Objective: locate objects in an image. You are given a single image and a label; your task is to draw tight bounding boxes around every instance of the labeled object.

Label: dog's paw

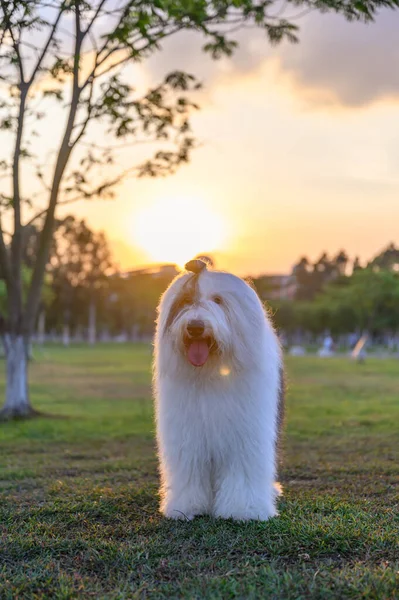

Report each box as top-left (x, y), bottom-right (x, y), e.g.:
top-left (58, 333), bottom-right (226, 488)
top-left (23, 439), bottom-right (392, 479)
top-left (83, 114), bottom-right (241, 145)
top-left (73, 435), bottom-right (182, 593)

top-left (161, 506), bottom-right (195, 521)
top-left (161, 490), bottom-right (211, 520)
top-left (214, 504), bottom-right (277, 522)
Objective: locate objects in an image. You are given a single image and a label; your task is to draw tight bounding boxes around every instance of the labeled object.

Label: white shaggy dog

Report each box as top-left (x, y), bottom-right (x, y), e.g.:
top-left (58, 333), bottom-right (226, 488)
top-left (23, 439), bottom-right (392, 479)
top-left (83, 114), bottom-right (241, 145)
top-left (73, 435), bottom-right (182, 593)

top-left (153, 259), bottom-right (284, 521)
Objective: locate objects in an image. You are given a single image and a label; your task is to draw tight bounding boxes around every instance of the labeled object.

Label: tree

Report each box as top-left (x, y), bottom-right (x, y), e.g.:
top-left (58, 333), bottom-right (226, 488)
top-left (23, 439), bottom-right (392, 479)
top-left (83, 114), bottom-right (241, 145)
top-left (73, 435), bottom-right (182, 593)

top-left (1, 0), bottom-right (398, 419)
top-left (368, 243), bottom-right (399, 272)
top-left (104, 265), bottom-right (179, 339)
top-left (0, 264), bottom-right (53, 355)
top-left (353, 256), bottom-right (362, 272)
top-left (333, 250), bottom-right (349, 277)
top-left (47, 216), bottom-right (113, 343)
top-left (315, 268), bottom-right (399, 336)
top-left (293, 256), bottom-right (313, 300)
top-left (292, 251), bottom-right (351, 301)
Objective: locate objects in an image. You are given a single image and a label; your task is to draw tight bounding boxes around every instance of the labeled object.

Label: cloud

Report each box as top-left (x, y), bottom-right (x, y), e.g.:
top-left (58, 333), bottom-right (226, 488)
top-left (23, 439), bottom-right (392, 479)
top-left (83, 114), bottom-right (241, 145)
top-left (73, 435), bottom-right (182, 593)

top-left (145, 8), bottom-right (399, 109)
top-left (278, 10), bottom-right (399, 107)
top-left (145, 28), bottom-right (273, 86)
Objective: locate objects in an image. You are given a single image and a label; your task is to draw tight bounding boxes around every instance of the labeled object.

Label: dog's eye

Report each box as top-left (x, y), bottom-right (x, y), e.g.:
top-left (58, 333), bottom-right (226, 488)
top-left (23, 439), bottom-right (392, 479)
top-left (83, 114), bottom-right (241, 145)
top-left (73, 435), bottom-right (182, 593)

top-left (212, 295), bottom-right (222, 305)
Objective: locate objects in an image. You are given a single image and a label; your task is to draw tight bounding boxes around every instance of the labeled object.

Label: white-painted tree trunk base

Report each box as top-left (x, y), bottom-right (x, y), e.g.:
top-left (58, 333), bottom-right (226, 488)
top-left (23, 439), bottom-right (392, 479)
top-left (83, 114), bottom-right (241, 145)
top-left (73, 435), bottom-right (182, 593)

top-left (62, 324), bottom-right (70, 347)
top-left (0, 335), bottom-right (34, 420)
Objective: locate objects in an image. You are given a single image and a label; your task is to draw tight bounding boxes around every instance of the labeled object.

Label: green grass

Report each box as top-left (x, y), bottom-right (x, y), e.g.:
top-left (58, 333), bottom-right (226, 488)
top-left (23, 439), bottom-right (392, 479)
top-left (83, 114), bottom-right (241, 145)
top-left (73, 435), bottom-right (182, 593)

top-left (1, 345), bottom-right (398, 599)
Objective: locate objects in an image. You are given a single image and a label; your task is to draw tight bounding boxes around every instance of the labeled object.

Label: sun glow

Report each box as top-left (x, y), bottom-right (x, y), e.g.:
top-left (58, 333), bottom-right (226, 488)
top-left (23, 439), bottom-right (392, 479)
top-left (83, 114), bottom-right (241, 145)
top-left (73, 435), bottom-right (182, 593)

top-left (131, 194), bottom-right (228, 267)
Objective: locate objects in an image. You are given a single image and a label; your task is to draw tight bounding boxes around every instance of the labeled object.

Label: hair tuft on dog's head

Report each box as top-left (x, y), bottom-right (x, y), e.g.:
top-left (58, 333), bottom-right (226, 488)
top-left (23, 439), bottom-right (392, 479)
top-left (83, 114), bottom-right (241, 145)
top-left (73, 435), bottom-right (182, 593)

top-left (185, 259), bottom-right (207, 275)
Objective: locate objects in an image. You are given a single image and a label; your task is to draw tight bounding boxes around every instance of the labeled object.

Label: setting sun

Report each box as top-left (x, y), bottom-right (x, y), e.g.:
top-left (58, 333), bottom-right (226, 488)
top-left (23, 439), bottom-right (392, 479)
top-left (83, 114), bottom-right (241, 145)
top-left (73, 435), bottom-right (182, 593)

top-left (131, 194), bottom-right (228, 267)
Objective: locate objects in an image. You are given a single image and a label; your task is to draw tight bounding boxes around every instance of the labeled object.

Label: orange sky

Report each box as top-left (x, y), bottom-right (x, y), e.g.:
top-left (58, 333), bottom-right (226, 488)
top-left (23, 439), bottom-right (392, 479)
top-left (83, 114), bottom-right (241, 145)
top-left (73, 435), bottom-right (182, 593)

top-left (4, 9), bottom-right (399, 277)
top-left (70, 53), bottom-right (399, 276)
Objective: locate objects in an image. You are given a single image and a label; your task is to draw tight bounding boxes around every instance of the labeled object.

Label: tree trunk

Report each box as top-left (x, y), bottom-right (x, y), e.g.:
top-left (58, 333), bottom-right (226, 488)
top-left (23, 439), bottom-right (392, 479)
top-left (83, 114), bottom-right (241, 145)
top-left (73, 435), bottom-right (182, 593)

top-left (0, 335), bottom-right (35, 420)
top-left (26, 340), bottom-right (33, 362)
top-left (37, 310), bottom-right (46, 345)
top-left (88, 301), bottom-right (96, 345)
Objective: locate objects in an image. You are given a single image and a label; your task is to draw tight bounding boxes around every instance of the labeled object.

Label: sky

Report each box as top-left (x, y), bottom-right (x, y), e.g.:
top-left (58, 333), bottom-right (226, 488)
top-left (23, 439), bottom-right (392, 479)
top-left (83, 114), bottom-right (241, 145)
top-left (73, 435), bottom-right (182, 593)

top-left (5, 4), bottom-right (399, 277)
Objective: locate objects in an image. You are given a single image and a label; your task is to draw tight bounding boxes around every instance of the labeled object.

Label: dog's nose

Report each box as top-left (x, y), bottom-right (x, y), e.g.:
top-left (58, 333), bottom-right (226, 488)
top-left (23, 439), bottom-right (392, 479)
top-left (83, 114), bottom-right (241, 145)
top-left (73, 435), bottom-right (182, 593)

top-left (187, 319), bottom-right (205, 338)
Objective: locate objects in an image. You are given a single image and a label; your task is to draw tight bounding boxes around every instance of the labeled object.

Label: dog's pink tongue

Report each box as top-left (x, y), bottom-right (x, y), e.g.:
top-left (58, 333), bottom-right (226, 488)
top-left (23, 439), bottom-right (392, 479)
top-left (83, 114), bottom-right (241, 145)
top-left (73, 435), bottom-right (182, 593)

top-left (187, 340), bottom-right (209, 367)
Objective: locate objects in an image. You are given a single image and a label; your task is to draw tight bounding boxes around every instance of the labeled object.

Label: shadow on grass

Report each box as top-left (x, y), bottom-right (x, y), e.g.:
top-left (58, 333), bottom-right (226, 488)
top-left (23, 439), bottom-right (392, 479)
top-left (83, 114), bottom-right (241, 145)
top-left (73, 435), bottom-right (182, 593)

top-left (0, 408), bottom-right (70, 423)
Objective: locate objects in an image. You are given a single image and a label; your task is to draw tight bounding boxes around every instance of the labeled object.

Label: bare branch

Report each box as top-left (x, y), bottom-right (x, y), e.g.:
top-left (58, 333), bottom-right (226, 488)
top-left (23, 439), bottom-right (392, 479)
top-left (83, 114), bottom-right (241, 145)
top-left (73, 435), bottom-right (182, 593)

top-left (84, 0), bottom-right (109, 36)
top-left (63, 164), bottom-right (141, 203)
top-left (24, 212), bottom-right (46, 228)
top-left (25, 197), bottom-right (85, 227)
top-left (29, 2), bottom-right (66, 85)
top-left (58, 25), bottom-right (77, 40)
top-left (79, 138), bottom-right (158, 151)
top-left (0, 0), bottom-right (25, 83)
top-left (27, 162), bottom-right (142, 229)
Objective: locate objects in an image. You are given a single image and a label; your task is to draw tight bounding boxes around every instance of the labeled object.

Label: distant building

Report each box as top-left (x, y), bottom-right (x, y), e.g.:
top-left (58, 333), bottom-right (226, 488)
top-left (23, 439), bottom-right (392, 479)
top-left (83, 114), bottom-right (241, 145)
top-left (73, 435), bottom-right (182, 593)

top-left (120, 263), bottom-right (180, 280)
top-left (106, 264), bottom-right (181, 338)
top-left (255, 274), bottom-right (297, 301)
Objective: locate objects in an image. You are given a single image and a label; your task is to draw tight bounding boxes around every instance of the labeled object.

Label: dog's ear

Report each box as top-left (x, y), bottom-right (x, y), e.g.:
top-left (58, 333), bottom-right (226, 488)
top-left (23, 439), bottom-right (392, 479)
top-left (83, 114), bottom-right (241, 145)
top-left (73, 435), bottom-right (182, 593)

top-left (185, 259), bottom-right (207, 274)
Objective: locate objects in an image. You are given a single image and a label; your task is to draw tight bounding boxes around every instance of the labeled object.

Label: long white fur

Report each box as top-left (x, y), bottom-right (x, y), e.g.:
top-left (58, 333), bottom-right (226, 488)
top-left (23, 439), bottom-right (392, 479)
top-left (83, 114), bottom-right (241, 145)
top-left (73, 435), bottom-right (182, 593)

top-left (153, 267), bottom-right (283, 521)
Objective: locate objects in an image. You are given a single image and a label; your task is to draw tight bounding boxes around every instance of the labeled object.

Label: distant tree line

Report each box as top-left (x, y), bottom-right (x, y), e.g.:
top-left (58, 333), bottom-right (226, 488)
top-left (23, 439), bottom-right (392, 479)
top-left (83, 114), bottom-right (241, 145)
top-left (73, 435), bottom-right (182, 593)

top-left (254, 247), bottom-right (399, 343)
top-left (4, 217), bottom-right (398, 344)
top-left (1, 215), bottom-right (178, 342)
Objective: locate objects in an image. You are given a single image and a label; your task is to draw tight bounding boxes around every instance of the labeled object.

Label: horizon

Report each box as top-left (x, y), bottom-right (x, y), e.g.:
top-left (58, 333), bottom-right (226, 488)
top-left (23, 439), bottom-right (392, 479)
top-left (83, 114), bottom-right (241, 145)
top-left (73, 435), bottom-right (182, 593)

top-left (109, 242), bottom-right (393, 279)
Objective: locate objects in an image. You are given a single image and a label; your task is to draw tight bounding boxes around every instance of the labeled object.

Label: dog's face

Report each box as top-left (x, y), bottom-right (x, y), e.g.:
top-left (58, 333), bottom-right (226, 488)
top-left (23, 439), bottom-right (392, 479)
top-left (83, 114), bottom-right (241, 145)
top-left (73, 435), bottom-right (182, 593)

top-left (156, 267), bottom-right (268, 373)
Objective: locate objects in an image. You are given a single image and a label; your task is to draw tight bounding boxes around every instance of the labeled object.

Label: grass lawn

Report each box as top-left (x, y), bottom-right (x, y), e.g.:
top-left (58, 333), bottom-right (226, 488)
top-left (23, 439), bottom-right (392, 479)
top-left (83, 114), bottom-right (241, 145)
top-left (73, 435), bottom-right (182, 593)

top-left (1, 345), bottom-right (398, 599)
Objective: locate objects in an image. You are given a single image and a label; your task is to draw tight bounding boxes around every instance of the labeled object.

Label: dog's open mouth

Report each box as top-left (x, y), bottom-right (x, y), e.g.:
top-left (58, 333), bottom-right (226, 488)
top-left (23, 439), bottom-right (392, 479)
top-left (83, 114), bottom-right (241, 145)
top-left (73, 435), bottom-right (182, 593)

top-left (184, 336), bottom-right (216, 367)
